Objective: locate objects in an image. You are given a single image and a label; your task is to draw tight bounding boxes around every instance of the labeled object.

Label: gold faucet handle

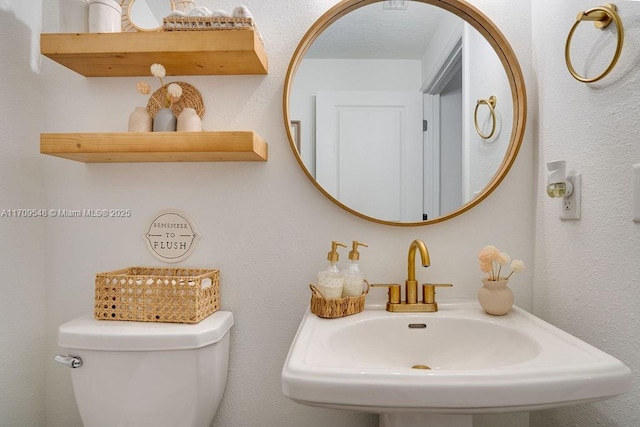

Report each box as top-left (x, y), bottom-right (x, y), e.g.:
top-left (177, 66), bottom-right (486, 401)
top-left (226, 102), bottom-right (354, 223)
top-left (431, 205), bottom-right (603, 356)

top-left (422, 283), bottom-right (453, 304)
top-left (370, 283), bottom-right (402, 304)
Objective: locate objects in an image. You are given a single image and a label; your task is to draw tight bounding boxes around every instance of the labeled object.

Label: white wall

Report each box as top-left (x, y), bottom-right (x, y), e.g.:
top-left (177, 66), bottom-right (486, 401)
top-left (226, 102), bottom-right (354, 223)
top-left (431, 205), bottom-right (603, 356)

top-left (531, 1), bottom-right (640, 425)
top-left (0, 0), bottom-right (535, 426)
top-left (0, 1), bottom-right (46, 425)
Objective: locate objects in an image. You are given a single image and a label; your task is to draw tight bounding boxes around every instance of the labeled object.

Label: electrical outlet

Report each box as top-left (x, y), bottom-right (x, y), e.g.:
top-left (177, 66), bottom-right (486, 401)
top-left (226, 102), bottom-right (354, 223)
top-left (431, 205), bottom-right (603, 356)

top-left (560, 173), bottom-right (581, 220)
top-left (563, 197), bottom-right (573, 211)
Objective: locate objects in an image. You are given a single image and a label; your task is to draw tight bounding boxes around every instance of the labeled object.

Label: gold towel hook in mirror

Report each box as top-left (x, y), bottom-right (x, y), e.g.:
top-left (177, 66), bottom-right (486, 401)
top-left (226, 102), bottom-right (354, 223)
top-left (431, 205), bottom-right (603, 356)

top-left (565, 3), bottom-right (624, 83)
top-left (474, 96), bottom-right (497, 140)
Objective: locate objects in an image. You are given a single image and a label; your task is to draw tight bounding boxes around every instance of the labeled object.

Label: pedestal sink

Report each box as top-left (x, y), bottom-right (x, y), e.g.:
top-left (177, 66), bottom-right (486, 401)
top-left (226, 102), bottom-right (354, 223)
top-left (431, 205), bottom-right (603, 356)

top-left (281, 301), bottom-right (632, 427)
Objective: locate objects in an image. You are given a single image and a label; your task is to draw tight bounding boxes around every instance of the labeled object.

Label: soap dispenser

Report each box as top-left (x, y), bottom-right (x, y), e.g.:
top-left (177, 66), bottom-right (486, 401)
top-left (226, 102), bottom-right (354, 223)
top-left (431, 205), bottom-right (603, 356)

top-left (317, 241), bottom-right (347, 299)
top-left (342, 241), bottom-right (368, 297)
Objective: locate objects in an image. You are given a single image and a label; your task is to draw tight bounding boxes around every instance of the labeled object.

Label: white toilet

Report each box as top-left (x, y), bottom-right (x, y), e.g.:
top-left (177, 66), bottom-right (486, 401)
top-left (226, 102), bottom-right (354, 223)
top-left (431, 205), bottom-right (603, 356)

top-left (55, 311), bottom-right (234, 427)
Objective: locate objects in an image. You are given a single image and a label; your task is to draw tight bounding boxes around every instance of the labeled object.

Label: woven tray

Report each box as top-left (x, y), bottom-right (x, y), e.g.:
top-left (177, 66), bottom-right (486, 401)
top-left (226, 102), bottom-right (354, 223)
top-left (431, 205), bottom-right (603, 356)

top-left (94, 267), bottom-right (220, 324)
top-left (163, 16), bottom-right (255, 31)
top-left (309, 281), bottom-right (369, 319)
top-left (146, 82), bottom-right (204, 120)
top-left (162, 16), bottom-right (264, 46)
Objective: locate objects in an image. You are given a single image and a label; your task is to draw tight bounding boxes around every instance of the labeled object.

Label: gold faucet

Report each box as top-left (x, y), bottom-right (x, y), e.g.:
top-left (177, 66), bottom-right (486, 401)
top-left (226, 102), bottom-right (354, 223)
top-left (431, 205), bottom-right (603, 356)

top-left (372, 239), bottom-right (452, 312)
top-left (406, 239), bottom-right (430, 304)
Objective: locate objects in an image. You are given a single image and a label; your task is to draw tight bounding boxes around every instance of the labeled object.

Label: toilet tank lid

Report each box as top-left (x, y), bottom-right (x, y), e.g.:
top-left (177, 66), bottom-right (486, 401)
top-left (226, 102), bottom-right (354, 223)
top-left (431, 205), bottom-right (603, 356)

top-left (58, 311), bottom-right (234, 351)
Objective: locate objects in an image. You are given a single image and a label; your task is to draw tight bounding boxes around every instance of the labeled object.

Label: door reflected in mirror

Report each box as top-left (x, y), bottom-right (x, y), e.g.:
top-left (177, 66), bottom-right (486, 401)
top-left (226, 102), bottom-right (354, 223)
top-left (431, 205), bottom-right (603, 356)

top-left (285, 0), bottom-right (525, 226)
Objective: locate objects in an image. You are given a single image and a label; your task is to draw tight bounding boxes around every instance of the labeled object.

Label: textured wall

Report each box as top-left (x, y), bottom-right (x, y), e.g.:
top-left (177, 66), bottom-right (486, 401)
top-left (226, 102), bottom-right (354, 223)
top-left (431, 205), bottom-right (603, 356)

top-left (35, 0), bottom-right (532, 426)
top-left (0, 1), bottom-right (46, 426)
top-left (531, 1), bottom-right (640, 425)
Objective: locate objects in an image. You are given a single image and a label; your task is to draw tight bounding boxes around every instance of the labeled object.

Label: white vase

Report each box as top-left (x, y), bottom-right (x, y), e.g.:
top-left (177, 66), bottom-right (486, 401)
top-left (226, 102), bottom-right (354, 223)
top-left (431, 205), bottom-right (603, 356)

top-left (478, 277), bottom-right (513, 315)
top-left (128, 107), bottom-right (152, 132)
top-left (177, 108), bottom-right (202, 132)
top-left (88, 0), bottom-right (122, 33)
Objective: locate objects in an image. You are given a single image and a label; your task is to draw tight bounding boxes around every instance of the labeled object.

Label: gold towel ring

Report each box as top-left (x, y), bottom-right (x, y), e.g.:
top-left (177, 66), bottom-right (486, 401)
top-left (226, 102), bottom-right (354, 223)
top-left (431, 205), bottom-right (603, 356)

top-left (474, 96), bottom-right (497, 140)
top-left (565, 3), bottom-right (624, 83)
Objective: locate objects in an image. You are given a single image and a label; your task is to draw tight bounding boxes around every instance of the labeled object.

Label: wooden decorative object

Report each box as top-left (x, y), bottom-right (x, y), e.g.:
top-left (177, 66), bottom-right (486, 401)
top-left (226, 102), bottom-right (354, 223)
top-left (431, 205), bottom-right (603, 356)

top-left (146, 81), bottom-right (205, 119)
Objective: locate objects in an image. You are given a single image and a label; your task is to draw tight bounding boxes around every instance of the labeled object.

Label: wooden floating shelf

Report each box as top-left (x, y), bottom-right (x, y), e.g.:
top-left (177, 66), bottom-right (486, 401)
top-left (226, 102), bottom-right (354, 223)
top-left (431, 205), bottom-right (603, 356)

top-left (40, 31), bottom-right (268, 77)
top-left (40, 131), bottom-right (268, 163)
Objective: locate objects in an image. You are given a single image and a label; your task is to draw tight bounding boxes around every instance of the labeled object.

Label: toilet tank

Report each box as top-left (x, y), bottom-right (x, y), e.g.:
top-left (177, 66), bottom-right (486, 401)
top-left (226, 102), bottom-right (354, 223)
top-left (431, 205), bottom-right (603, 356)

top-left (57, 311), bottom-right (234, 427)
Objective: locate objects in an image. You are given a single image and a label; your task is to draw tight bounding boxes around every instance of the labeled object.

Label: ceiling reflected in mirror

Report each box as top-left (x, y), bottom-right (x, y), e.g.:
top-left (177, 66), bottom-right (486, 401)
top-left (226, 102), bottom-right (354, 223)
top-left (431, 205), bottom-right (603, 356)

top-left (305, 3), bottom-right (443, 60)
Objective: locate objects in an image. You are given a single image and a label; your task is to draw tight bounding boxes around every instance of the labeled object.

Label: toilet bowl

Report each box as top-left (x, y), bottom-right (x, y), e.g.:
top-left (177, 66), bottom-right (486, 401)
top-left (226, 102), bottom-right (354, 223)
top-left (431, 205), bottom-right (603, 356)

top-left (56, 311), bottom-right (234, 427)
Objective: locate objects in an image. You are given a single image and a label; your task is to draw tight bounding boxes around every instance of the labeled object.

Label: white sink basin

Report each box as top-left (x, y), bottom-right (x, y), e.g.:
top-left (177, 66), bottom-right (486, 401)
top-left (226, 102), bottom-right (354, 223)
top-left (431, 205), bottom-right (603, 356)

top-left (282, 301), bottom-right (632, 415)
top-left (323, 316), bottom-right (539, 370)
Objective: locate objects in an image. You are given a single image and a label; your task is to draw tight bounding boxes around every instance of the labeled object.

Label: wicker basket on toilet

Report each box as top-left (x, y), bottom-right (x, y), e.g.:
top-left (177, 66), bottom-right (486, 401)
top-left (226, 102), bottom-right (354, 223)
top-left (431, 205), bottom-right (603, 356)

top-left (94, 267), bottom-right (219, 324)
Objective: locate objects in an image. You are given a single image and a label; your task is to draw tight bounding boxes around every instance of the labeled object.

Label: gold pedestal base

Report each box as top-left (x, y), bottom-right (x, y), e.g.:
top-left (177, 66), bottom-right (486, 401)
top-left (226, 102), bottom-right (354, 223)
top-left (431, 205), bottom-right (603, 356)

top-left (386, 302), bottom-right (438, 312)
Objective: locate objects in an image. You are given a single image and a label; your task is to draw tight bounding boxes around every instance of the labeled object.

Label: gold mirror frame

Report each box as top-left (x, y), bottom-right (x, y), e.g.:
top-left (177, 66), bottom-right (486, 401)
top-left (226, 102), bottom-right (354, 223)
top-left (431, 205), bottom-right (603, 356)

top-left (121, 0), bottom-right (176, 32)
top-left (283, 0), bottom-right (527, 227)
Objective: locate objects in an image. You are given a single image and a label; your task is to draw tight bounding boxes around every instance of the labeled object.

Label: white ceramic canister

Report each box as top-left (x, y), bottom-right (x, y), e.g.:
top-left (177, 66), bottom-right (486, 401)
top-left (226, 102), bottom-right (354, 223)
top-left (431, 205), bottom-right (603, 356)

top-left (88, 0), bottom-right (122, 33)
top-left (59, 0), bottom-right (89, 33)
top-left (177, 108), bottom-right (202, 132)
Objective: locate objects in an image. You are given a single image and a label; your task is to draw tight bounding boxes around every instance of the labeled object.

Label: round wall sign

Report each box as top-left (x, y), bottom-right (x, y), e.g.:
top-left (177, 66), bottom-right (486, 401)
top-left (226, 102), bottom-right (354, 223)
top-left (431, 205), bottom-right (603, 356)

top-left (144, 209), bottom-right (200, 263)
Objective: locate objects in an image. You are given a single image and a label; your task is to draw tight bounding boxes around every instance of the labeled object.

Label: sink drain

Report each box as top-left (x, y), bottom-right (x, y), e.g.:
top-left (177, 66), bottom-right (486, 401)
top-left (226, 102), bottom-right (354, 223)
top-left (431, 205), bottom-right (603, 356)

top-left (411, 364), bottom-right (431, 370)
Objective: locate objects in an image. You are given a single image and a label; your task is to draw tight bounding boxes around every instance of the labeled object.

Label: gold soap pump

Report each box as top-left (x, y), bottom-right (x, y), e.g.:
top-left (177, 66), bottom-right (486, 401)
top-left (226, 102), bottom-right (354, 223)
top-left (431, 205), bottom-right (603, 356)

top-left (343, 241), bottom-right (368, 297)
top-left (316, 241), bottom-right (347, 299)
top-left (326, 241), bottom-right (346, 264)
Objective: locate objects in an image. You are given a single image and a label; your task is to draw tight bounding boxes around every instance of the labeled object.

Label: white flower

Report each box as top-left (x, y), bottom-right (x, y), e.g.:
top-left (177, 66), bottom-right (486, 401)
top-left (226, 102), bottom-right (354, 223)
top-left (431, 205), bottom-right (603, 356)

top-left (479, 246), bottom-right (524, 281)
top-left (138, 64), bottom-right (181, 109)
top-left (510, 259), bottom-right (525, 272)
top-left (479, 261), bottom-right (492, 273)
top-left (167, 83), bottom-right (182, 99)
top-left (165, 83), bottom-right (183, 107)
top-left (478, 245), bottom-right (500, 263)
top-left (496, 252), bottom-right (511, 265)
top-left (150, 63), bottom-right (166, 79)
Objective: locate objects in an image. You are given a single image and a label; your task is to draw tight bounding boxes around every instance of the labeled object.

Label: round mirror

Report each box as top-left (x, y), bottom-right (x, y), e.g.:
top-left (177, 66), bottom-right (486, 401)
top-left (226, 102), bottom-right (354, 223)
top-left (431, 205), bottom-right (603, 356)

top-left (121, 0), bottom-right (175, 32)
top-left (283, 0), bottom-right (526, 226)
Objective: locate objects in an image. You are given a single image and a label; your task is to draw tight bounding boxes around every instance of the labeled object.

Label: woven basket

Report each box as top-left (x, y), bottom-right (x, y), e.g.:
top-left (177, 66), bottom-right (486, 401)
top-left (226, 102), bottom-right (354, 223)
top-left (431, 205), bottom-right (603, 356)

top-left (163, 16), bottom-right (255, 31)
top-left (309, 281), bottom-right (369, 319)
top-left (94, 267), bottom-right (220, 324)
top-left (162, 16), bottom-right (264, 46)
top-left (146, 82), bottom-right (205, 120)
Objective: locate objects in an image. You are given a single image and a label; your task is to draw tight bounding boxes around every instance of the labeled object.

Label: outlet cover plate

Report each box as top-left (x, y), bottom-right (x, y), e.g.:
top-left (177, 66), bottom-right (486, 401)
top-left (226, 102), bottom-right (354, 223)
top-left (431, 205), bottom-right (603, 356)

top-left (560, 173), bottom-right (581, 220)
